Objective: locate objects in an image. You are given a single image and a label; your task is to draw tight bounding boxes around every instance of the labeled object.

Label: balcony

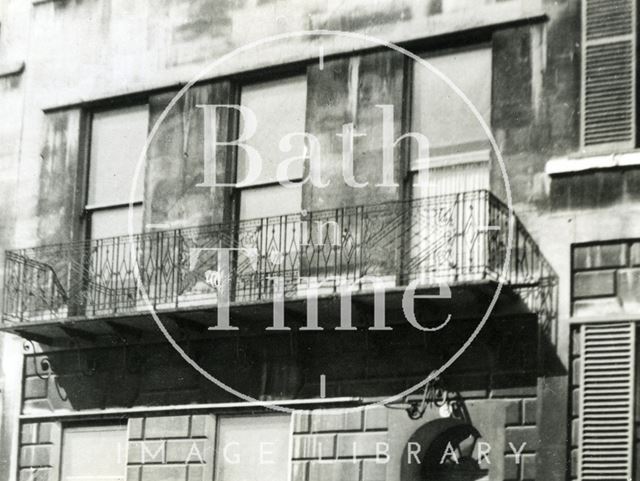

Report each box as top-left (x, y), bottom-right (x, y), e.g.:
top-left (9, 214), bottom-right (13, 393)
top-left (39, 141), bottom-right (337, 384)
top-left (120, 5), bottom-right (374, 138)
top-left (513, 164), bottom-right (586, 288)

top-left (2, 191), bottom-right (557, 341)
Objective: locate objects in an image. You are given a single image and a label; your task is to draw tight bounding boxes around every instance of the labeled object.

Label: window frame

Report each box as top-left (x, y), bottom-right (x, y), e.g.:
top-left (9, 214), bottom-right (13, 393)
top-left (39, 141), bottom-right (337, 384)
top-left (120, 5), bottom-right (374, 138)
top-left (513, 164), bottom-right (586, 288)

top-left (571, 238), bottom-right (640, 314)
top-left (406, 41), bottom-right (493, 199)
top-left (82, 102), bottom-right (149, 241)
top-left (231, 70), bottom-right (308, 224)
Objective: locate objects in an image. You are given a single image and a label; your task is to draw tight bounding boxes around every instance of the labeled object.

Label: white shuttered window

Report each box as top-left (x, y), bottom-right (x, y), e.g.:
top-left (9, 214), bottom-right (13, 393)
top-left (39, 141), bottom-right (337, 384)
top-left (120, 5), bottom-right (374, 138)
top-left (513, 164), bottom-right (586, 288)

top-left (581, 0), bottom-right (637, 150)
top-left (578, 323), bottom-right (635, 481)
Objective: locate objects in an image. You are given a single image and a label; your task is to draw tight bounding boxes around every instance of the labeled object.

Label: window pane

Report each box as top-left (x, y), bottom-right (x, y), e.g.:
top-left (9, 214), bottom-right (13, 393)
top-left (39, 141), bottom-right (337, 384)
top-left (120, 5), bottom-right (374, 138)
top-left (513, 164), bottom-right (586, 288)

top-left (237, 76), bottom-right (307, 186)
top-left (239, 184), bottom-right (302, 220)
top-left (618, 268), bottom-right (640, 307)
top-left (412, 48), bottom-right (491, 159)
top-left (573, 243), bottom-right (627, 269)
top-left (573, 270), bottom-right (616, 299)
top-left (91, 205), bottom-right (143, 239)
top-left (631, 242), bottom-right (640, 266)
top-left (89, 105), bottom-right (148, 206)
top-left (60, 425), bottom-right (127, 481)
top-left (215, 415), bottom-right (291, 481)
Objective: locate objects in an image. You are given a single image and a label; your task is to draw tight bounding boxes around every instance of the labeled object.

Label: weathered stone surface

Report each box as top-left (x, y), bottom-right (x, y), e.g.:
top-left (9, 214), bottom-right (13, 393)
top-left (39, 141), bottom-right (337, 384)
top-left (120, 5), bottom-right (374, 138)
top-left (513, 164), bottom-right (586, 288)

top-left (364, 406), bottom-right (388, 431)
top-left (311, 411), bottom-right (362, 433)
top-left (165, 440), bottom-right (205, 464)
top-left (308, 460), bottom-right (360, 481)
top-left (293, 434), bottom-right (336, 460)
top-left (37, 423), bottom-right (56, 445)
top-left (19, 445), bottom-right (51, 468)
top-left (189, 415), bottom-right (209, 438)
top-left (505, 426), bottom-right (539, 453)
top-left (523, 399), bottom-right (537, 425)
top-left (19, 468), bottom-right (51, 481)
top-left (522, 453), bottom-right (536, 480)
top-left (21, 424), bottom-right (38, 445)
top-left (503, 454), bottom-right (520, 480)
top-left (128, 441), bottom-right (166, 465)
top-left (362, 459), bottom-right (386, 481)
top-left (187, 465), bottom-right (204, 481)
top-left (144, 415), bottom-right (190, 439)
top-left (129, 418), bottom-right (144, 440)
top-left (140, 465), bottom-right (187, 481)
top-left (504, 400), bottom-right (522, 426)
top-left (303, 49), bottom-right (405, 212)
top-left (23, 377), bottom-right (47, 400)
top-left (291, 461), bottom-right (308, 481)
top-left (146, 82), bottom-right (234, 230)
top-left (127, 466), bottom-right (141, 481)
top-left (293, 412), bottom-right (311, 434)
top-left (493, 26), bottom-right (532, 130)
top-left (36, 110), bottom-right (83, 246)
top-left (336, 432), bottom-right (388, 458)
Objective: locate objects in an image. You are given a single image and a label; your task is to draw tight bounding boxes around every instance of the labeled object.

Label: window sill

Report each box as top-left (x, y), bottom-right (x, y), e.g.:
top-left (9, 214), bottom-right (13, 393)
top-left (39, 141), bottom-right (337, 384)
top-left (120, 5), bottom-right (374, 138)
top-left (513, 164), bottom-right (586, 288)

top-left (20, 397), bottom-right (363, 420)
top-left (546, 151), bottom-right (640, 176)
top-left (0, 61), bottom-right (24, 79)
top-left (568, 313), bottom-right (640, 325)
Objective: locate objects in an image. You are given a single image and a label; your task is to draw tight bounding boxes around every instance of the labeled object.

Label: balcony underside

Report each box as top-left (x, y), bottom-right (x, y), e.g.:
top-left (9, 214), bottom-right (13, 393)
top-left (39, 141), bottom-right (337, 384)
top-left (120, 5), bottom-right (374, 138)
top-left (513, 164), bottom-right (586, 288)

top-left (3, 280), bottom-right (540, 344)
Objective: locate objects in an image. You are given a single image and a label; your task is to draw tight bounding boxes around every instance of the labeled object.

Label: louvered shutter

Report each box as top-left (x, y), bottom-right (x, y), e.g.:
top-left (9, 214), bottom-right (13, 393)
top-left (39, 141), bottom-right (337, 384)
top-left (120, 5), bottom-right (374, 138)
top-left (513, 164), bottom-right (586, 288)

top-left (579, 323), bottom-right (636, 481)
top-left (581, 0), bottom-right (637, 149)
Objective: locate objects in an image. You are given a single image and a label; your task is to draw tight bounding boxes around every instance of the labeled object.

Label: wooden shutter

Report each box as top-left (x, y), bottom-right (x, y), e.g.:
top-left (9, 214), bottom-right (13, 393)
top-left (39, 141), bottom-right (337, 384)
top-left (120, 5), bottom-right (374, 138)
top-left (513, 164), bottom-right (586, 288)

top-left (581, 0), bottom-right (637, 150)
top-left (579, 323), bottom-right (635, 480)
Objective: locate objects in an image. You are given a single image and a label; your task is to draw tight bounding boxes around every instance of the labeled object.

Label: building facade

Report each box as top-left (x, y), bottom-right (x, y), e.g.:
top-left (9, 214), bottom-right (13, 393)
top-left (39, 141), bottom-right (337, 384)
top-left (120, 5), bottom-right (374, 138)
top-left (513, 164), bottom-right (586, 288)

top-left (0, 0), bottom-right (637, 480)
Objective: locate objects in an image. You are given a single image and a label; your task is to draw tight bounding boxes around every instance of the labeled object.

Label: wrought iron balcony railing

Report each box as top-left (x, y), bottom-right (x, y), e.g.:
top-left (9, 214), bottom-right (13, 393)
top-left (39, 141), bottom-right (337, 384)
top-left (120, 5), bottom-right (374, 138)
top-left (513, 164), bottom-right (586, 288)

top-left (2, 191), bottom-right (557, 327)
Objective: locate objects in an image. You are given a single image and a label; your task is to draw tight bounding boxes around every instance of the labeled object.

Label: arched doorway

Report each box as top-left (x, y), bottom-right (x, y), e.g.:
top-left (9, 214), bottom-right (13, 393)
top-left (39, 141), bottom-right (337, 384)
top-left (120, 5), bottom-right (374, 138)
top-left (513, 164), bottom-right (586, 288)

top-left (401, 419), bottom-right (489, 481)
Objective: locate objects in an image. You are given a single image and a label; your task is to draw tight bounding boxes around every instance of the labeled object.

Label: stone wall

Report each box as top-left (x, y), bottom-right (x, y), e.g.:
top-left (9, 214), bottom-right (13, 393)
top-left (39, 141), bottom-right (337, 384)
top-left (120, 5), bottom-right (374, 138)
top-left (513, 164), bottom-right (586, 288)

top-left (16, 397), bottom-right (542, 481)
top-left (127, 414), bottom-right (216, 481)
top-left (291, 408), bottom-right (389, 481)
top-left (18, 421), bottom-right (60, 481)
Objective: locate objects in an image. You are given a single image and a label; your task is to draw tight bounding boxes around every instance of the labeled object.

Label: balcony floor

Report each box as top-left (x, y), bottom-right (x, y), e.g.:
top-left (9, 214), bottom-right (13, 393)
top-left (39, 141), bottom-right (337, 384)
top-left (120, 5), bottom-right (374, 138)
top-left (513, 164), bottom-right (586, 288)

top-left (1, 280), bottom-right (535, 345)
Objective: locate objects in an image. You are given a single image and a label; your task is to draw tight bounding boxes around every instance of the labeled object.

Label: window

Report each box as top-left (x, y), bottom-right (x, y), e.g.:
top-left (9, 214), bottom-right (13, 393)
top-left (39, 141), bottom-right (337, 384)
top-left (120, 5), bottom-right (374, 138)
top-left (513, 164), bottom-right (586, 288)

top-left (60, 424), bottom-right (127, 481)
top-left (236, 76), bottom-right (306, 221)
top-left (572, 240), bottom-right (640, 315)
top-left (215, 415), bottom-right (291, 481)
top-left (410, 47), bottom-right (492, 198)
top-left (581, 0), bottom-right (637, 150)
top-left (575, 322), bottom-right (636, 481)
top-left (87, 105), bottom-right (148, 239)
top-left (407, 47), bottom-right (492, 283)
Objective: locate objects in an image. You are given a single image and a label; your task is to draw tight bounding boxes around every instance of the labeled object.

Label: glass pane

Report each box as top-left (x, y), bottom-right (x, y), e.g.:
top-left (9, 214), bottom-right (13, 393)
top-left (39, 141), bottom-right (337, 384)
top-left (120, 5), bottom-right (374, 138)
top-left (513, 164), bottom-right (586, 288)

top-left (215, 415), bottom-right (291, 481)
top-left (618, 268), bottom-right (640, 308)
top-left (573, 243), bottom-right (627, 269)
top-left (239, 184), bottom-right (302, 220)
top-left (60, 425), bottom-right (127, 481)
top-left (91, 205), bottom-right (143, 239)
top-left (237, 76), bottom-right (307, 186)
top-left (89, 105), bottom-right (148, 206)
top-left (413, 159), bottom-right (490, 198)
top-left (573, 270), bottom-right (616, 299)
top-left (412, 48), bottom-right (491, 159)
top-left (631, 242), bottom-right (640, 266)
